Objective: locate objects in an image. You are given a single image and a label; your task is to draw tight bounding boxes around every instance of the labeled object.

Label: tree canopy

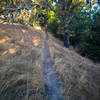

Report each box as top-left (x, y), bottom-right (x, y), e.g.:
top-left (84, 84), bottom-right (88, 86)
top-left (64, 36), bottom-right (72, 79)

top-left (0, 0), bottom-right (100, 60)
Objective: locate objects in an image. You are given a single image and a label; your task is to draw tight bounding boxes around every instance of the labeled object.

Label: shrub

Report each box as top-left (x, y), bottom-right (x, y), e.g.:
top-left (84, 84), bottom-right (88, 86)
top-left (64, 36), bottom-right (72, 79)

top-left (70, 11), bottom-right (100, 61)
top-left (47, 19), bottom-right (59, 34)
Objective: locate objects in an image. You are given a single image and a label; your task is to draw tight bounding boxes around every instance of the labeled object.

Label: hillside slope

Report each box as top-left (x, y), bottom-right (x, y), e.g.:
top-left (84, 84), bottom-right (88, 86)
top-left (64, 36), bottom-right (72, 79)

top-left (48, 34), bottom-right (100, 100)
top-left (0, 23), bottom-right (100, 100)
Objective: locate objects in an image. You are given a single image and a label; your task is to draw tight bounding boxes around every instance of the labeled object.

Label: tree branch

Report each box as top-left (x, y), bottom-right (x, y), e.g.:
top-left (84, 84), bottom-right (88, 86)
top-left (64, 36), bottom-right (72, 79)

top-left (45, 0), bottom-right (56, 12)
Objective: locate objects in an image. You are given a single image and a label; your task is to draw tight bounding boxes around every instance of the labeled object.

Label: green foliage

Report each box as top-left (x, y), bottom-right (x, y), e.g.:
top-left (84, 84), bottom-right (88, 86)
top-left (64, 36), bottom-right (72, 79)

top-left (47, 18), bottom-right (64, 40)
top-left (0, 0), bottom-right (99, 61)
top-left (81, 43), bottom-right (100, 60)
top-left (70, 11), bottom-right (100, 60)
top-left (38, 13), bottom-right (48, 25)
top-left (29, 13), bottom-right (35, 25)
top-left (47, 19), bottom-right (59, 34)
top-left (70, 11), bottom-right (91, 45)
top-left (47, 10), bottom-right (59, 34)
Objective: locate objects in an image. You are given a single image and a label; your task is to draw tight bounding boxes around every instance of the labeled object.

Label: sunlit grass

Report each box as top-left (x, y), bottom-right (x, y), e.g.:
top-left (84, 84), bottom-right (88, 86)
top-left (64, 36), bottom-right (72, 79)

top-left (0, 37), bottom-right (10, 44)
top-left (21, 29), bottom-right (26, 33)
top-left (0, 39), bottom-right (6, 44)
top-left (0, 19), bottom-right (4, 23)
top-left (34, 26), bottom-right (41, 30)
top-left (32, 39), bottom-right (40, 47)
top-left (2, 51), bottom-right (8, 55)
top-left (3, 22), bottom-right (8, 24)
top-left (9, 48), bottom-right (16, 54)
top-left (19, 39), bottom-right (24, 43)
top-left (1, 49), bottom-right (16, 55)
top-left (0, 22), bottom-right (45, 100)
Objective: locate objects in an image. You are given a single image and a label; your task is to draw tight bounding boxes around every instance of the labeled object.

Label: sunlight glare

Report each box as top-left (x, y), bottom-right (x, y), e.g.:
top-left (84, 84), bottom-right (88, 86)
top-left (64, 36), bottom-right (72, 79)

top-left (2, 51), bottom-right (8, 55)
top-left (0, 37), bottom-right (9, 44)
top-left (22, 29), bottom-right (26, 33)
top-left (34, 26), bottom-right (41, 30)
top-left (32, 39), bottom-right (40, 47)
top-left (9, 49), bottom-right (15, 54)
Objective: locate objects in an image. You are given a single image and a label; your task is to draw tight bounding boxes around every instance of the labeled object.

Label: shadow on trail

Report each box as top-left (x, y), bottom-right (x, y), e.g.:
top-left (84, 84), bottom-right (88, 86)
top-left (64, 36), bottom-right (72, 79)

top-left (43, 34), bottom-right (64, 100)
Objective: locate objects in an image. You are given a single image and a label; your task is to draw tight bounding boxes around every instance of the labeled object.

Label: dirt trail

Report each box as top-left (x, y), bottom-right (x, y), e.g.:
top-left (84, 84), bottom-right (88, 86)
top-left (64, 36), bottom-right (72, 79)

top-left (43, 33), bottom-right (64, 100)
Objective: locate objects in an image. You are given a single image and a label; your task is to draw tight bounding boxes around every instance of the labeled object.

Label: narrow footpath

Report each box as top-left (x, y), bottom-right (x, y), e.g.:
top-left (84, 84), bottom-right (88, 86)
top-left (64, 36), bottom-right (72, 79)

top-left (43, 32), bottom-right (64, 100)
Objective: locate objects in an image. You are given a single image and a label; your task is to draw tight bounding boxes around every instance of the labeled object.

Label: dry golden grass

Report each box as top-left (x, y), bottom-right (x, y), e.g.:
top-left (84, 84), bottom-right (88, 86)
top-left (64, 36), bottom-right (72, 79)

top-left (48, 33), bottom-right (100, 100)
top-left (0, 23), bottom-right (45, 100)
top-left (0, 23), bottom-right (100, 100)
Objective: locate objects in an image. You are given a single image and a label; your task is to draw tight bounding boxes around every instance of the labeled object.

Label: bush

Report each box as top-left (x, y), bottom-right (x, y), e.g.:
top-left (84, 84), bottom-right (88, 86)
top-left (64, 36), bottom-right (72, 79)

top-left (47, 19), bottom-right (64, 41)
top-left (47, 19), bottom-right (59, 34)
top-left (81, 43), bottom-right (100, 60)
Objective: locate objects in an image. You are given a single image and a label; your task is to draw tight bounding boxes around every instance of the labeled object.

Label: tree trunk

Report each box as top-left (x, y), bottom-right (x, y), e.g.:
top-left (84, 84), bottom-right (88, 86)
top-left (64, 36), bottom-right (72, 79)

top-left (62, 16), bottom-right (70, 48)
top-left (63, 34), bottom-right (70, 48)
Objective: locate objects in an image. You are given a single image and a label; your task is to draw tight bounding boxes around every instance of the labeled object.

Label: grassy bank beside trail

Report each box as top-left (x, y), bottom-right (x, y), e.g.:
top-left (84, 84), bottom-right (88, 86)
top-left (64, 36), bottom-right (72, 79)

top-left (0, 23), bottom-right (45, 100)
